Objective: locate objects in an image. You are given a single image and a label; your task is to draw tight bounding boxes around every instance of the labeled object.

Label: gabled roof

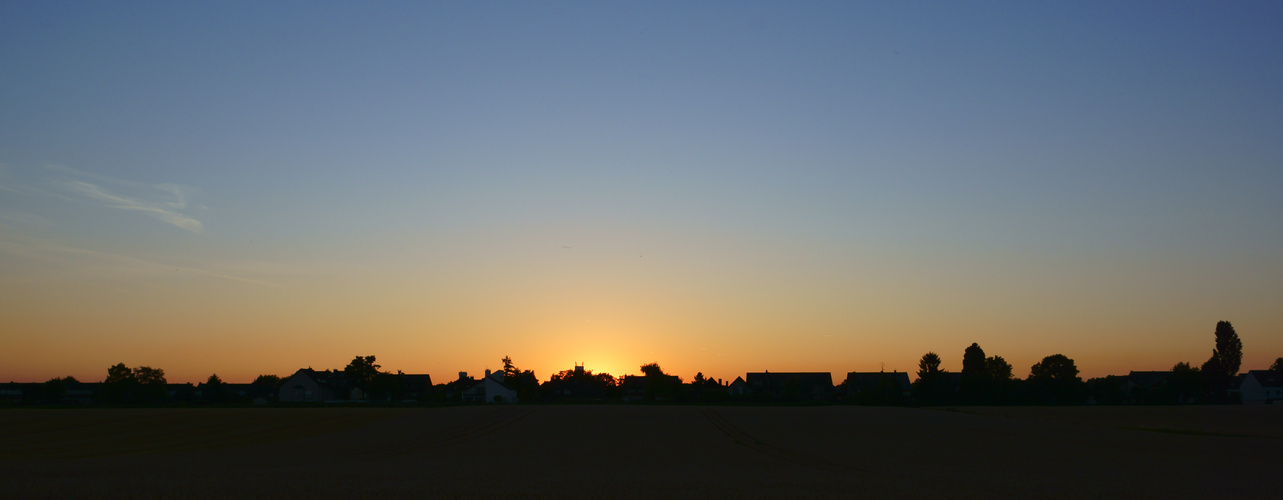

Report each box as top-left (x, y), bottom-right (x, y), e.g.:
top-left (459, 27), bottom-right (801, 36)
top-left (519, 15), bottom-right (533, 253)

top-left (1127, 371), bottom-right (1173, 389)
top-left (291, 368), bottom-right (353, 389)
top-left (745, 372), bottom-right (834, 388)
top-left (1246, 370), bottom-right (1283, 388)
top-left (845, 372), bottom-right (912, 392)
top-left (466, 373), bottom-right (514, 392)
top-left (618, 375), bottom-right (647, 391)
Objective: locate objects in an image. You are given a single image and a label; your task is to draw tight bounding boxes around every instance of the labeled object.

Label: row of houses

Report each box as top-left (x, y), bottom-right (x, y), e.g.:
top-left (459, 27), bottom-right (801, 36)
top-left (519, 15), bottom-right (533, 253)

top-left (8, 368), bottom-right (1281, 406)
top-left (1096, 369), bottom-right (1283, 405)
top-left (273, 367), bottom-right (908, 404)
top-left (277, 366), bottom-right (1283, 405)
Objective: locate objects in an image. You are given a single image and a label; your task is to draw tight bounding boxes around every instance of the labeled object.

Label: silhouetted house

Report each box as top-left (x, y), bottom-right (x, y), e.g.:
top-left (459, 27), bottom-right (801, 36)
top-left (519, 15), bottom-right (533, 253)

top-left (1126, 371), bottom-right (1172, 392)
top-left (168, 383), bottom-right (197, 402)
top-left (616, 373), bottom-right (682, 401)
top-left (1230, 373), bottom-right (1247, 402)
top-left (744, 372), bottom-right (834, 401)
top-left (229, 383), bottom-right (254, 400)
top-left (279, 369), bottom-right (356, 402)
top-left (0, 383), bottom-right (23, 403)
top-left (1240, 371), bottom-right (1283, 405)
top-left (845, 372), bottom-right (912, 404)
top-left (193, 383), bottom-right (255, 403)
top-left (1125, 371), bottom-right (1174, 404)
top-left (441, 372), bottom-right (476, 401)
top-left (619, 375), bottom-right (647, 402)
top-left (61, 381), bottom-right (96, 405)
top-left (544, 366), bottom-right (612, 401)
top-left (462, 370), bottom-right (516, 403)
top-left (397, 373), bottom-right (434, 400)
top-left (727, 376), bottom-right (749, 396)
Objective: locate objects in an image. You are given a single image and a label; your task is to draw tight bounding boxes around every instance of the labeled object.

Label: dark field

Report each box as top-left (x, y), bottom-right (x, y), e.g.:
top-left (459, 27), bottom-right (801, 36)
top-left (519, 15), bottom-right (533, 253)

top-left (3, 405), bottom-right (1279, 498)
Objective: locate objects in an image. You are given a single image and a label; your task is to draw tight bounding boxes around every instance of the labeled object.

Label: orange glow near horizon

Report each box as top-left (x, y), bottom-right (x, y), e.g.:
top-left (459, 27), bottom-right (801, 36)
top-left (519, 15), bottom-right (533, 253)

top-left (2, 235), bottom-right (1280, 384)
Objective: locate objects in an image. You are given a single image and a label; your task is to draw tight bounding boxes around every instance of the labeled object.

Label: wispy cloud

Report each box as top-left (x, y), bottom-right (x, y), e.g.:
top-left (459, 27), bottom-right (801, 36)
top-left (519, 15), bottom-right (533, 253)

top-left (43, 165), bottom-right (204, 233)
top-left (0, 209), bottom-right (53, 227)
top-left (0, 234), bottom-right (277, 286)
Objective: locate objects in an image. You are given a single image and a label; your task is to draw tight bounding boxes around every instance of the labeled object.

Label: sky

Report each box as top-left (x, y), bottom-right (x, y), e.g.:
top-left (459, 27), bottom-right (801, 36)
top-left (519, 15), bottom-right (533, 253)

top-left (2, 2), bottom-right (1281, 384)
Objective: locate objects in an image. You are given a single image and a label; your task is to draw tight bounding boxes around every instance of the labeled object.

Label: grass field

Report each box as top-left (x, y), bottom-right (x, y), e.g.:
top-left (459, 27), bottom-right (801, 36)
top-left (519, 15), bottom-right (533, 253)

top-left (3, 405), bottom-right (1279, 498)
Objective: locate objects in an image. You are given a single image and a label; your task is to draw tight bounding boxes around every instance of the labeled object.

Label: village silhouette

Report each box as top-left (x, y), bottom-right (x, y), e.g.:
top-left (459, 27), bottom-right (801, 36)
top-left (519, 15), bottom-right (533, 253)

top-left (9, 321), bottom-right (1281, 407)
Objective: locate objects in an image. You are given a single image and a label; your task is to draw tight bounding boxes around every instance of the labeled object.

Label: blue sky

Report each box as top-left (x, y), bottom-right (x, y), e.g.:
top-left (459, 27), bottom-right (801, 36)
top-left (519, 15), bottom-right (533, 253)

top-left (2, 2), bottom-right (1281, 382)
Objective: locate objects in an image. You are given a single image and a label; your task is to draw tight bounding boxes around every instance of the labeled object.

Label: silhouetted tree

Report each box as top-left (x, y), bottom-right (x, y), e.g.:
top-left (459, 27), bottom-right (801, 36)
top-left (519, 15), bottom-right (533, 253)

top-left (1028, 354), bottom-right (1084, 405)
top-left (962, 343), bottom-right (986, 373)
top-left (133, 366), bottom-right (168, 403)
top-left (500, 356), bottom-right (539, 402)
top-left (103, 363), bottom-right (137, 403)
top-left (985, 355), bottom-right (1014, 404)
top-left (344, 355), bottom-right (381, 398)
top-left (1212, 321), bottom-right (1243, 375)
top-left (42, 376), bottom-right (78, 402)
top-left (502, 356), bottom-right (517, 378)
top-left (912, 352), bottom-right (950, 405)
top-left (1171, 362), bottom-right (1202, 404)
top-left (250, 374), bottom-right (281, 400)
top-left (919, 352), bottom-right (942, 375)
top-left (1271, 358), bottom-right (1283, 372)
top-left (201, 374), bottom-right (224, 403)
top-left (638, 363), bottom-right (680, 401)
top-left (1201, 321), bottom-right (1243, 403)
top-left (985, 356), bottom-right (1012, 381)
top-left (961, 343), bottom-right (988, 404)
top-left (102, 363), bottom-right (166, 403)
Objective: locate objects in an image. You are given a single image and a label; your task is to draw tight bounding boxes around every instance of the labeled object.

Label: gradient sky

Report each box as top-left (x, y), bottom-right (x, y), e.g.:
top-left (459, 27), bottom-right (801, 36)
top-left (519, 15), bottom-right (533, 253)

top-left (2, 2), bottom-right (1281, 384)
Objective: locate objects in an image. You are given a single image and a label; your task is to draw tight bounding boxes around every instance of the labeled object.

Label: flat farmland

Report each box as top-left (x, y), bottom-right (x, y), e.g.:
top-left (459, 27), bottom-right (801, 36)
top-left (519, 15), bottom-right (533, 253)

top-left (3, 405), bottom-right (1279, 498)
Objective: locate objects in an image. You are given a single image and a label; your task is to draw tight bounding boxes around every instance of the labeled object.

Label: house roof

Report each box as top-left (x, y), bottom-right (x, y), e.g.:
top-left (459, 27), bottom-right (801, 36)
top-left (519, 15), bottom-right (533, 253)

top-left (1127, 371), bottom-right (1173, 389)
top-left (745, 372), bottom-right (834, 388)
top-left (397, 374), bottom-right (433, 391)
top-left (291, 368), bottom-right (353, 389)
top-left (845, 372), bottom-right (912, 392)
top-left (1246, 370), bottom-right (1283, 388)
top-left (466, 374), bottom-right (514, 392)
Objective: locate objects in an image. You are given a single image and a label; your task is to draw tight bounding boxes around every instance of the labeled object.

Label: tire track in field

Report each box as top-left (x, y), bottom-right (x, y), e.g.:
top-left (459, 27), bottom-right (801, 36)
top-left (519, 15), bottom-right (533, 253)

top-left (388, 408), bottom-right (538, 456)
top-left (701, 409), bottom-right (854, 474)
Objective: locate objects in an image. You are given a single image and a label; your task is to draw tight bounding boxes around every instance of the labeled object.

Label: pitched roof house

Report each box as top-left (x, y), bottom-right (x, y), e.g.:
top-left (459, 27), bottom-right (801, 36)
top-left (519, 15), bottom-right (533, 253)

top-left (1240, 370), bottom-right (1283, 405)
top-left (727, 376), bottom-right (750, 396)
top-left (396, 373), bottom-right (434, 401)
top-left (845, 372), bottom-right (912, 404)
top-left (744, 372), bottom-right (834, 401)
top-left (845, 372), bottom-right (911, 394)
top-left (1126, 371), bottom-right (1173, 391)
top-left (279, 369), bottom-right (357, 403)
top-left (462, 370), bottom-right (517, 403)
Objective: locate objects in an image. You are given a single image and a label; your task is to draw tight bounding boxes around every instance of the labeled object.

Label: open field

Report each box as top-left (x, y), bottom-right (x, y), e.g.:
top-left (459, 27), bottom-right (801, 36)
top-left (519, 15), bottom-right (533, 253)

top-left (3, 405), bottom-right (1279, 498)
top-left (939, 404), bottom-right (1283, 439)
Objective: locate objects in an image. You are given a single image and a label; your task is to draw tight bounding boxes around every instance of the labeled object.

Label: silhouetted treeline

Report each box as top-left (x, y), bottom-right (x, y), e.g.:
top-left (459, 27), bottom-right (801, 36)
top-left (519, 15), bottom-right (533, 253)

top-left (4, 321), bottom-right (1274, 407)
